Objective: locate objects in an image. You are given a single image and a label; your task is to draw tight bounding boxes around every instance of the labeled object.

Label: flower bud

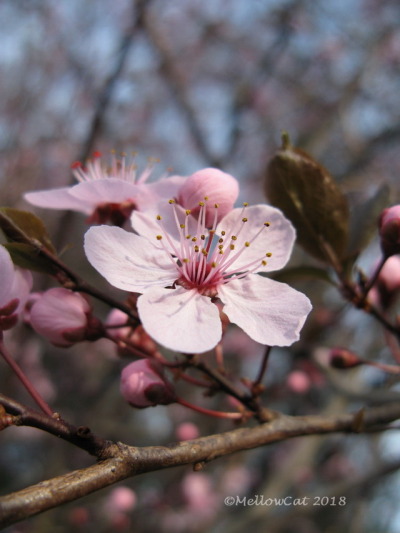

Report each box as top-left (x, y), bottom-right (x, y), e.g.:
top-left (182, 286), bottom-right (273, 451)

top-left (28, 288), bottom-right (92, 347)
top-left (329, 348), bottom-right (362, 369)
top-left (369, 255), bottom-right (400, 310)
top-left (379, 205), bottom-right (400, 257)
top-left (120, 359), bottom-right (176, 408)
top-left (177, 168), bottom-right (239, 226)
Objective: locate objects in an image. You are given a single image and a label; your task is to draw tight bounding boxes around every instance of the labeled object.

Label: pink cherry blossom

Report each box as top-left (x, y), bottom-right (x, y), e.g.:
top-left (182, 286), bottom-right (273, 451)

top-left (120, 359), bottom-right (176, 408)
top-left (0, 245), bottom-right (33, 330)
top-left (24, 151), bottom-right (185, 226)
top-left (84, 200), bottom-right (312, 354)
top-left (28, 288), bottom-right (93, 347)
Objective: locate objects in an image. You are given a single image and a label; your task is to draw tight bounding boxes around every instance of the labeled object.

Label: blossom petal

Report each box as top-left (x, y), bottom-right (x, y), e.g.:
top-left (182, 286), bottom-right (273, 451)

top-left (145, 175), bottom-right (186, 199)
top-left (218, 275), bottom-right (312, 346)
top-left (216, 205), bottom-right (296, 273)
top-left (68, 178), bottom-right (144, 205)
top-left (84, 225), bottom-right (177, 293)
top-left (24, 187), bottom-right (92, 213)
top-left (137, 286), bottom-right (222, 353)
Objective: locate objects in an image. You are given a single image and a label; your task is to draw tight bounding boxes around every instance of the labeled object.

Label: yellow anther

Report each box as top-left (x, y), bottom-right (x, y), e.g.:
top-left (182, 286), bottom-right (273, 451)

top-left (230, 244), bottom-right (235, 250)
top-left (242, 217), bottom-right (248, 222)
top-left (156, 215), bottom-right (162, 220)
top-left (219, 250), bottom-right (224, 255)
top-left (231, 235), bottom-right (237, 241)
top-left (198, 201), bottom-right (205, 207)
top-left (218, 244), bottom-right (224, 250)
top-left (221, 230), bottom-right (226, 236)
top-left (194, 245), bottom-right (199, 252)
top-left (169, 199), bottom-right (175, 204)
top-left (266, 252), bottom-right (272, 257)
top-left (192, 237), bottom-right (197, 242)
top-left (202, 249), bottom-right (208, 256)
top-left (183, 258), bottom-right (189, 263)
top-left (261, 260), bottom-right (267, 266)
top-left (264, 222), bottom-right (270, 227)
top-left (201, 235), bottom-right (205, 240)
top-left (211, 262), bottom-right (217, 267)
top-left (243, 202), bottom-right (249, 207)
top-left (180, 224), bottom-right (185, 228)
top-left (156, 235), bottom-right (162, 240)
top-left (214, 203), bottom-right (219, 208)
top-left (185, 209), bottom-right (191, 215)
top-left (204, 196), bottom-right (209, 201)
top-left (218, 238), bottom-right (223, 243)
top-left (245, 241), bottom-right (250, 247)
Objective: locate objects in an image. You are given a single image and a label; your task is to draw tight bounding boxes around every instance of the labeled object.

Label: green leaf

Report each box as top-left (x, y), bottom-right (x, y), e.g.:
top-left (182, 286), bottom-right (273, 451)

top-left (265, 134), bottom-right (350, 267)
top-left (0, 207), bottom-right (56, 253)
top-left (2, 242), bottom-right (58, 275)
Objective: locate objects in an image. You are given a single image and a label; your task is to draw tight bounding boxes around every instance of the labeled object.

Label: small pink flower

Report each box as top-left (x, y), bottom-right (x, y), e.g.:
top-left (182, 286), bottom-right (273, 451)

top-left (177, 168), bottom-right (239, 226)
top-left (24, 152), bottom-right (185, 226)
top-left (85, 199), bottom-right (312, 354)
top-left (120, 359), bottom-right (176, 408)
top-left (0, 245), bottom-right (32, 330)
top-left (28, 288), bottom-right (95, 347)
top-left (379, 205), bottom-right (400, 257)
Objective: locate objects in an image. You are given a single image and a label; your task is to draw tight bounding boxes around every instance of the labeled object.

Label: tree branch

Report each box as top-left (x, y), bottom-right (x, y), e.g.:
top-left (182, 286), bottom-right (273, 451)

top-left (2, 401), bottom-right (400, 527)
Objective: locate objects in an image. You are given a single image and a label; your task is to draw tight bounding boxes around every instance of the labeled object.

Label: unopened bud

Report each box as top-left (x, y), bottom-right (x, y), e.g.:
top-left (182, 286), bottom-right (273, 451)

top-left (329, 348), bottom-right (362, 369)
top-left (379, 205), bottom-right (400, 257)
top-left (28, 288), bottom-right (92, 347)
top-left (120, 359), bottom-right (176, 408)
top-left (177, 168), bottom-right (239, 226)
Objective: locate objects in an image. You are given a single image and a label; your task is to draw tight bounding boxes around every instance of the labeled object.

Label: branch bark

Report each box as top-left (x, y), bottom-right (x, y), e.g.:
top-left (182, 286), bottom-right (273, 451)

top-left (1, 401), bottom-right (400, 527)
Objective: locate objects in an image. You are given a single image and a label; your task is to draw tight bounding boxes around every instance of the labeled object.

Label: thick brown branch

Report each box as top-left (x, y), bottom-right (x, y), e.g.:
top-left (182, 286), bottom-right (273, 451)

top-left (1, 402), bottom-right (400, 527)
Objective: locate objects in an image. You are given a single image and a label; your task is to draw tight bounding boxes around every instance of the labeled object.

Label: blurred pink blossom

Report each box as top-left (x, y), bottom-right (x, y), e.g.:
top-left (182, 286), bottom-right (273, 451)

top-left (176, 422), bottom-right (200, 441)
top-left (0, 245), bottom-right (32, 330)
top-left (24, 151), bottom-right (185, 226)
top-left (105, 486), bottom-right (137, 513)
top-left (369, 255), bottom-right (400, 310)
top-left (85, 200), bottom-right (312, 353)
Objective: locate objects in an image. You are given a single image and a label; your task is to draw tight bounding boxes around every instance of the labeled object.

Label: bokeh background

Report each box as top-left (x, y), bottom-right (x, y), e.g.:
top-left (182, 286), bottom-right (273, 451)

top-left (1, 0), bottom-right (400, 531)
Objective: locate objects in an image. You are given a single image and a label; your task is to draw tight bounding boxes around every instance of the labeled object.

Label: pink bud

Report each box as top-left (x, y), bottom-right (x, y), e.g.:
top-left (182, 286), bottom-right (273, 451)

top-left (29, 288), bottom-right (91, 347)
top-left (177, 168), bottom-right (239, 226)
top-left (329, 348), bottom-right (362, 369)
top-left (379, 205), bottom-right (400, 257)
top-left (120, 359), bottom-right (176, 408)
top-left (369, 256), bottom-right (400, 310)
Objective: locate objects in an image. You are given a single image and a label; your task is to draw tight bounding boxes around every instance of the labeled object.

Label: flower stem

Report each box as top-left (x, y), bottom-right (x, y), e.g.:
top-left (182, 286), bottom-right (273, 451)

top-left (176, 397), bottom-right (244, 419)
top-left (0, 338), bottom-right (54, 417)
